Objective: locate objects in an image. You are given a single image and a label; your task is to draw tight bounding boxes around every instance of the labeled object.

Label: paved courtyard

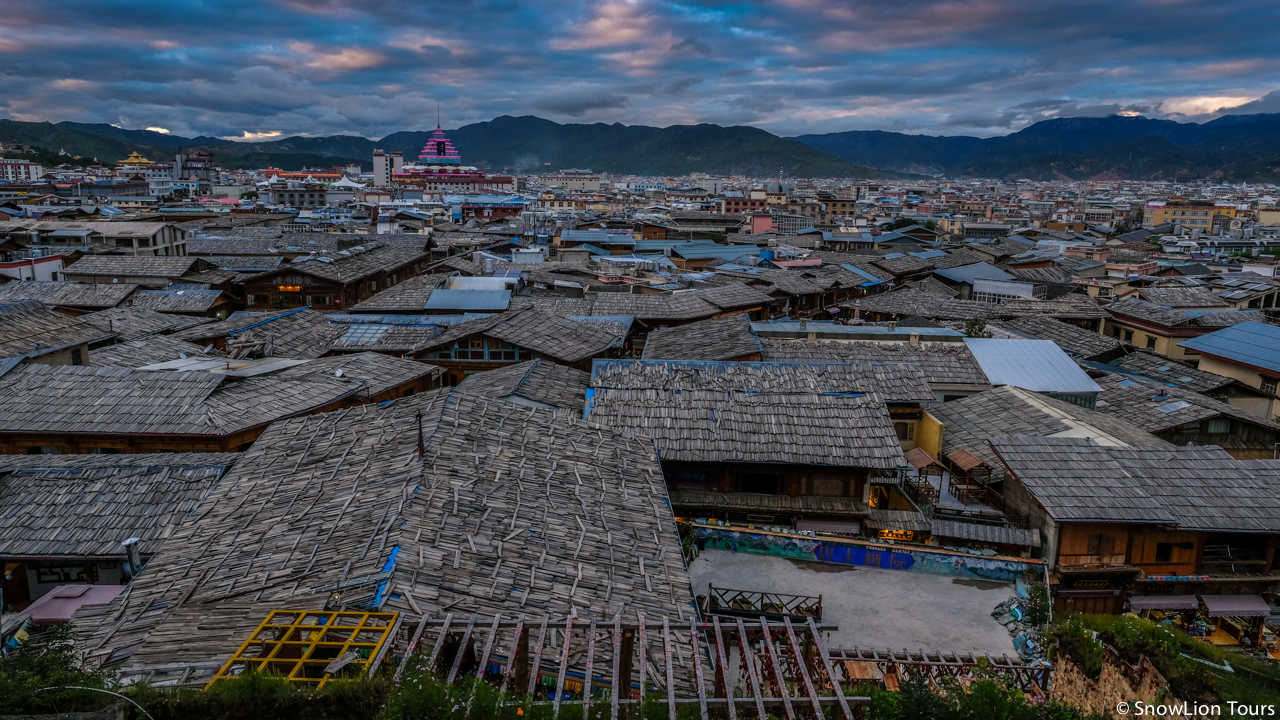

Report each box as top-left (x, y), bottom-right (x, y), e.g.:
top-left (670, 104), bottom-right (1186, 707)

top-left (688, 548), bottom-right (1018, 657)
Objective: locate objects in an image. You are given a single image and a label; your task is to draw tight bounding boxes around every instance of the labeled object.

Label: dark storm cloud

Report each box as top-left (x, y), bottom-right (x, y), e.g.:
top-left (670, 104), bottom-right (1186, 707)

top-left (0, 0), bottom-right (1277, 139)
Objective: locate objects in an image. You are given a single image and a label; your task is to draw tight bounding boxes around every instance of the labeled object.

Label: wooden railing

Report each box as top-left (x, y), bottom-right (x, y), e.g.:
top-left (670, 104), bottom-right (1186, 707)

top-left (700, 584), bottom-right (822, 622)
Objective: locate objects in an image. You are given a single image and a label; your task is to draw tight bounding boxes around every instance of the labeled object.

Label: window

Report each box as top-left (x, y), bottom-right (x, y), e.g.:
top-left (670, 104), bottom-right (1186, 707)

top-left (247, 294), bottom-right (255, 305)
top-left (1145, 336), bottom-right (1156, 349)
top-left (1123, 330), bottom-right (1134, 342)
top-left (1262, 377), bottom-right (1278, 396)
top-left (1086, 534), bottom-right (1115, 556)
top-left (1155, 543), bottom-right (1173, 563)
top-left (893, 422), bottom-right (915, 441)
top-left (71, 349), bottom-right (83, 365)
top-left (1206, 418), bottom-right (1230, 434)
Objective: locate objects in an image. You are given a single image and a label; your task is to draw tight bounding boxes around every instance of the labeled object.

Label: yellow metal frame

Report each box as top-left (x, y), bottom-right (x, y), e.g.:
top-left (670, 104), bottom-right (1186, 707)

top-left (206, 610), bottom-right (399, 689)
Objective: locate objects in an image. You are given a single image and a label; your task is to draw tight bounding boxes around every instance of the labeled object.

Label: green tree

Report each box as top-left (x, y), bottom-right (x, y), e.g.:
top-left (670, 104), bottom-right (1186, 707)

top-left (963, 318), bottom-right (993, 338)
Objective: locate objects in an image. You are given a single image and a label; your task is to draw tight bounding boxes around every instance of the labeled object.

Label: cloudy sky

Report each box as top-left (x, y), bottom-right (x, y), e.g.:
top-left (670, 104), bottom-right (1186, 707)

top-left (2, 0), bottom-right (1278, 140)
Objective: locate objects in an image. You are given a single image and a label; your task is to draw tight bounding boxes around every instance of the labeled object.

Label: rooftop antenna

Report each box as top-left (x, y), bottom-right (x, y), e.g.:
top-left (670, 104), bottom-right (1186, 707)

top-left (437, 101), bottom-right (441, 129)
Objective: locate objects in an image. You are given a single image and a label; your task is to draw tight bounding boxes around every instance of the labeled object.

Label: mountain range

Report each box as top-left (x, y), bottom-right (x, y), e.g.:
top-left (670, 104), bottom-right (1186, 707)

top-left (790, 114), bottom-right (1280, 182)
top-left (3, 114), bottom-right (1279, 181)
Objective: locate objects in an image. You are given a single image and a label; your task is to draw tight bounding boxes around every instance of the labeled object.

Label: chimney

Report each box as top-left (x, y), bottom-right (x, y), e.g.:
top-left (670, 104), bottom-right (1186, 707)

top-left (909, 332), bottom-right (920, 346)
top-left (122, 537), bottom-right (143, 580)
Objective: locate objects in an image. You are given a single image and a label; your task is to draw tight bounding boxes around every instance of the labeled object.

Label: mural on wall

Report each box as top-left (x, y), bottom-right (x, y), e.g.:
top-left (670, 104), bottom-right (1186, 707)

top-left (694, 526), bottom-right (1033, 583)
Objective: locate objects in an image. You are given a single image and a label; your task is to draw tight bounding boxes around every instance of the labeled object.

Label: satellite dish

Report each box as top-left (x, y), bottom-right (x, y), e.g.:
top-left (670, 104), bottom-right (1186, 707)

top-left (335, 369), bottom-right (344, 377)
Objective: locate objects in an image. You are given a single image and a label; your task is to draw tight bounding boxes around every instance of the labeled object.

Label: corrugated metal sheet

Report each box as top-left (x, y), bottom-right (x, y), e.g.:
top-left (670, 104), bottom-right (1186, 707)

top-left (422, 289), bottom-right (511, 311)
top-left (1178, 321), bottom-right (1280, 374)
top-left (933, 262), bottom-right (1016, 285)
top-left (964, 338), bottom-right (1101, 393)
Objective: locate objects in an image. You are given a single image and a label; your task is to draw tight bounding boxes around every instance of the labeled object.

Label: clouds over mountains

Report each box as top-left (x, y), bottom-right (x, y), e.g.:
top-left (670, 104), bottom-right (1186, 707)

top-left (1, 0), bottom-right (1278, 139)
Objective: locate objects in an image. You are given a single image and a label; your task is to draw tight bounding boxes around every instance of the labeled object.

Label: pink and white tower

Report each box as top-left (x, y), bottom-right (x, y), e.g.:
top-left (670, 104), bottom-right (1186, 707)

top-left (418, 125), bottom-right (462, 165)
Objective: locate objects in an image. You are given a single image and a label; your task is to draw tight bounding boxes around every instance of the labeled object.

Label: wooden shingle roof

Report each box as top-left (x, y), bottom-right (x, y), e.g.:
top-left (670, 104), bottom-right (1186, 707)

top-left (0, 364), bottom-right (362, 437)
top-left (928, 385), bottom-right (1170, 469)
top-left (126, 289), bottom-right (227, 314)
top-left (72, 388), bottom-right (691, 672)
top-left (172, 308), bottom-right (346, 359)
top-left (591, 358), bottom-right (934, 403)
top-left (1090, 372), bottom-right (1280, 438)
top-left (0, 459), bottom-right (235, 557)
top-left (346, 275), bottom-right (447, 313)
top-left (988, 435), bottom-right (1175, 524)
top-left (995, 316), bottom-right (1126, 359)
top-left (0, 300), bottom-right (115, 358)
top-left (276, 352), bottom-right (440, 397)
top-left (80, 306), bottom-right (214, 341)
top-left (759, 338), bottom-right (990, 387)
top-left (990, 435), bottom-right (1280, 532)
top-left (63, 255), bottom-right (203, 279)
top-left (457, 359), bottom-right (589, 410)
top-left (0, 280), bottom-right (139, 310)
top-left (419, 308), bottom-right (624, 363)
top-left (91, 335), bottom-right (226, 368)
top-left (641, 314), bottom-right (762, 361)
top-left (586, 389), bottom-right (905, 468)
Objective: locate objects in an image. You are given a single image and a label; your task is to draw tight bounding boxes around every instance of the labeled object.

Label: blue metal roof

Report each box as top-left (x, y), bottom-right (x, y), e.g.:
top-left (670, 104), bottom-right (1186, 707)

top-left (422, 289), bottom-right (511, 312)
top-left (1178, 321), bottom-right (1280, 374)
top-left (839, 264), bottom-right (885, 285)
top-left (933, 262), bottom-right (1017, 285)
top-left (573, 243), bottom-right (610, 256)
top-left (561, 230), bottom-right (634, 244)
top-left (964, 338), bottom-right (1101, 393)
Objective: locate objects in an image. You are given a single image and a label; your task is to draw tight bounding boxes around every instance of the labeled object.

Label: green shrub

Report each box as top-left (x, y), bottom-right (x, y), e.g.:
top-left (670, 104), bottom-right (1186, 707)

top-left (1045, 616), bottom-right (1106, 679)
top-left (0, 624), bottom-right (115, 715)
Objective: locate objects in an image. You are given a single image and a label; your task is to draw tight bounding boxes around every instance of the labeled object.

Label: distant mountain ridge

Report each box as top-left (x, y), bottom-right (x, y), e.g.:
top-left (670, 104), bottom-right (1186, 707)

top-left (0, 116), bottom-right (907, 178)
top-left (790, 114), bottom-right (1280, 181)
top-left (5, 113), bottom-right (1279, 181)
